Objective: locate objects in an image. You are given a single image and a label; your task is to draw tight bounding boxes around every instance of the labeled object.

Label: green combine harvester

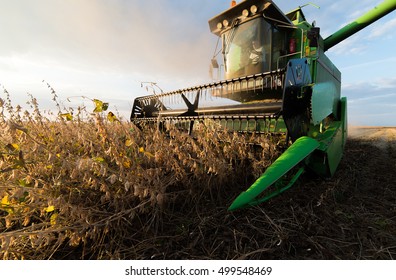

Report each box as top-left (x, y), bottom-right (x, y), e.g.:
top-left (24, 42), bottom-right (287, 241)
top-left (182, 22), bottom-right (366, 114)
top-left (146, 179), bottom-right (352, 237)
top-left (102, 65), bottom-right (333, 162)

top-left (131, 0), bottom-right (396, 210)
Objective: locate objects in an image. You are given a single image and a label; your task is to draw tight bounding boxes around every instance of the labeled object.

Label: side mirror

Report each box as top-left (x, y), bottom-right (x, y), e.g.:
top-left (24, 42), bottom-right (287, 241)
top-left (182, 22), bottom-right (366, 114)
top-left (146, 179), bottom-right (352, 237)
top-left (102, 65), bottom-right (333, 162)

top-left (209, 58), bottom-right (220, 80)
top-left (307, 27), bottom-right (320, 48)
top-left (211, 58), bottom-right (219, 69)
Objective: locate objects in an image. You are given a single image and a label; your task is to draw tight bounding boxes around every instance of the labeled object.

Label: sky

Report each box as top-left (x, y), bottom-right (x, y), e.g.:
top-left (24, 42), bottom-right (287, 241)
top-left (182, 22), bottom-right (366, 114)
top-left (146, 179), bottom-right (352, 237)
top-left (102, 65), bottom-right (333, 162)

top-left (1, 0), bottom-right (396, 126)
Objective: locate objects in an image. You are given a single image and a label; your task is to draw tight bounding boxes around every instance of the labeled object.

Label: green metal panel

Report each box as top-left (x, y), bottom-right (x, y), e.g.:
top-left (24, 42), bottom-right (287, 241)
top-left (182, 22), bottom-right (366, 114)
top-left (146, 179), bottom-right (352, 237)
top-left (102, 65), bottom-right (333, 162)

top-left (312, 52), bottom-right (342, 120)
top-left (307, 98), bottom-right (347, 177)
top-left (341, 97), bottom-right (348, 147)
top-left (306, 122), bottom-right (342, 177)
top-left (228, 136), bottom-right (320, 210)
top-left (311, 82), bottom-right (337, 125)
top-left (219, 117), bottom-right (287, 133)
top-left (327, 124), bottom-right (344, 176)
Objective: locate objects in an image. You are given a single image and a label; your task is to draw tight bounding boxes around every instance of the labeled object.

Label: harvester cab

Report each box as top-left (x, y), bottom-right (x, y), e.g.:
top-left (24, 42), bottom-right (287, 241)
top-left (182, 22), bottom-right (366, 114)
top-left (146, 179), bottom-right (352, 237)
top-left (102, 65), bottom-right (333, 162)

top-left (210, 1), bottom-right (291, 79)
top-left (130, 0), bottom-right (396, 210)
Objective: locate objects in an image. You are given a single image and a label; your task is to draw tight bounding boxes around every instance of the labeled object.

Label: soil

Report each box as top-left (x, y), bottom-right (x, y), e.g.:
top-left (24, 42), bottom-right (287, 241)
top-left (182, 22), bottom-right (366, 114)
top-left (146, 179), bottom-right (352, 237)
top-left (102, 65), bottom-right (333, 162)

top-left (348, 126), bottom-right (396, 151)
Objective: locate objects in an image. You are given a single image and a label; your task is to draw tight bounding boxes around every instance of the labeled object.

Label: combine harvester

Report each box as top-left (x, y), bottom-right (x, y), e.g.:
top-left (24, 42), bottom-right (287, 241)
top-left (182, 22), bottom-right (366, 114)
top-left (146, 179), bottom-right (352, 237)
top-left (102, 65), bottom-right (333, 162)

top-left (131, 0), bottom-right (396, 210)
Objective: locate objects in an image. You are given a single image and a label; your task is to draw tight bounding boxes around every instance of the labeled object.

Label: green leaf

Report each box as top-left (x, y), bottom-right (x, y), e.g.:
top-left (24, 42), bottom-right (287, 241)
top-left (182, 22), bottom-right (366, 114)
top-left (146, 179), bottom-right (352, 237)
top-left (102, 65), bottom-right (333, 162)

top-left (93, 157), bottom-right (105, 163)
top-left (5, 143), bottom-right (20, 152)
top-left (18, 179), bottom-right (32, 188)
top-left (107, 112), bottom-right (118, 122)
top-left (60, 112), bottom-right (73, 121)
top-left (139, 147), bottom-right (154, 158)
top-left (45, 205), bottom-right (55, 213)
top-left (14, 150), bottom-right (26, 170)
top-left (50, 213), bottom-right (58, 225)
top-left (18, 191), bottom-right (29, 203)
top-left (1, 195), bottom-right (14, 214)
top-left (1, 195), bottom-right (10, 206)
top-left (125, 139), bottom-right (133, 147)
top-left (93, 99), bottom-right (109, 112)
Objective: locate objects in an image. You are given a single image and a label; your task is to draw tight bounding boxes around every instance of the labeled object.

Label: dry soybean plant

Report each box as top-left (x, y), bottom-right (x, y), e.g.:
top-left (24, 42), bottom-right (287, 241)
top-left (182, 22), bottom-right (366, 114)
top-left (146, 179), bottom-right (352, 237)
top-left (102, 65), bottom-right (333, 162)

top-left (0, 87), bottom-right (282, 259)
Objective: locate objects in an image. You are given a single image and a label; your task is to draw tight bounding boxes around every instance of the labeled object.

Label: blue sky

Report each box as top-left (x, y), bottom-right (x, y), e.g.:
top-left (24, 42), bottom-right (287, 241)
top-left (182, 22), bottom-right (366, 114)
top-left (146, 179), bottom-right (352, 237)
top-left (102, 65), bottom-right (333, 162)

top-left (1, 0), bottom-right (396, 126)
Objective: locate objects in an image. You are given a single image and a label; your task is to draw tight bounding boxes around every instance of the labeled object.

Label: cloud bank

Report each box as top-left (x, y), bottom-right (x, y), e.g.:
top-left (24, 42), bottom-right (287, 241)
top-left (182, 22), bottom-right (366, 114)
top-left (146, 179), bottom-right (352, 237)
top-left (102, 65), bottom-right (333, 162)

top-left (0, 0), bottom-right (217, 81)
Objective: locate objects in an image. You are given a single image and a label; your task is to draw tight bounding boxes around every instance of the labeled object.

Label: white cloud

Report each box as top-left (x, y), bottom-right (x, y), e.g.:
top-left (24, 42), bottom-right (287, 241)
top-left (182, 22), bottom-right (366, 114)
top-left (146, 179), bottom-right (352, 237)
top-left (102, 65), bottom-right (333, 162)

top-left (342, 76), bottom-right (396, 126)
top-left (344, 76), bottom-right (396, 90)
top-left (0, 0), bottom-right (217, 84)
top-left (340, 56), bottom-right (396, 72)
top-left (367, 16), bottom-right (396, 39)
top-left (327, 34), bottom-right (368, 55)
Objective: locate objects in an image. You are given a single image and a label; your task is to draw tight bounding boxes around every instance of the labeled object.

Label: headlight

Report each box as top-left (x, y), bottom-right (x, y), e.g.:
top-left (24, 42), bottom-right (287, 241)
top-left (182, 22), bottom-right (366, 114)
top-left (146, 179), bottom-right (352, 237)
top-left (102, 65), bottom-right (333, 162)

top-left (242, 9), bottom-right (249, 18)
top-left (250, 5), bottom-right (258, 14)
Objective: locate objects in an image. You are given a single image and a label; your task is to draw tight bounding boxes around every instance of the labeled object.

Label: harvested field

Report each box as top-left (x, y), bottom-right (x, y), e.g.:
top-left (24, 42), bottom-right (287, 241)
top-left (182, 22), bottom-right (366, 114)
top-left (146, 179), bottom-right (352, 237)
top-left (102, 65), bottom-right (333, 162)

top-left (1, 93), bottom-right (395, 260)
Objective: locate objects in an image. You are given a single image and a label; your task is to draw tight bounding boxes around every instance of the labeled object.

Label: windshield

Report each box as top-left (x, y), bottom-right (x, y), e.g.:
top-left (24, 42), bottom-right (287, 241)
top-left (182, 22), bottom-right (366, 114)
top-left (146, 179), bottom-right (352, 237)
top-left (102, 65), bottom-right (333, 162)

top-left (223, 17), bottom-right (272, 79)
